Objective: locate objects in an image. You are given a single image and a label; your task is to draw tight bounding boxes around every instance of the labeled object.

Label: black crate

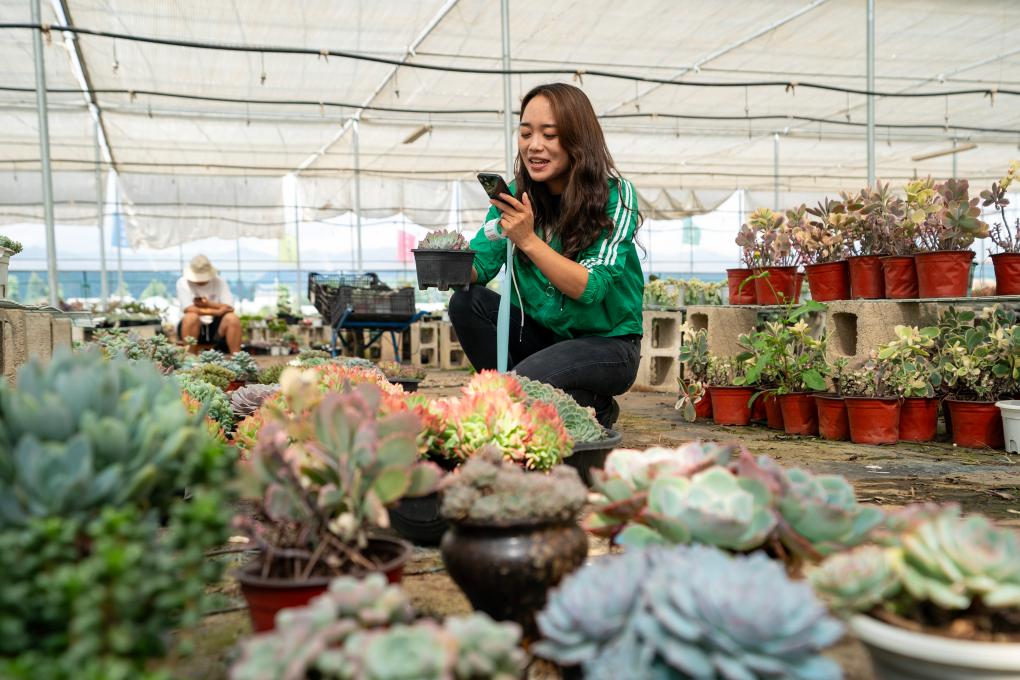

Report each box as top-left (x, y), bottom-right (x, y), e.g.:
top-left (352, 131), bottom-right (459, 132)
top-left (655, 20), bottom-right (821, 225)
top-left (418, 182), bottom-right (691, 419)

top-left (308, 272), bottom-right (416, 325)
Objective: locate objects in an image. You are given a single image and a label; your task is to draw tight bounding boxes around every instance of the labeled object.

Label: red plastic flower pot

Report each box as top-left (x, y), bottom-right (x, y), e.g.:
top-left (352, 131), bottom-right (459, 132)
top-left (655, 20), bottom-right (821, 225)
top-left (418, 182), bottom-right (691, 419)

top-left (709, 386), bottom-right (755, 426)
top-left (753, 266), bottom-right (801, 305)
top-left (898, 397), bottom-right (939, 442)
top-left (804, 261), bottom-right (850, 301)
top-left (815, 393), bottom-right (850, 441)
top-left (237, 536), bottom-right (412, 632)
top-left (914, 250), bottom-right (974, 298)
top-left (880, 256), bottom-right (919, 299)
top-left (750, 393), bottom-right (768, 423)
top-left (694, 396), bottom-right (713, 420)
top-left (847, 255), bottom-right (885, 299)
top-left (945, 399), bottom-right (1005, 449)
top-left (763, 393), bottom-right (784, 430)
top-left (845, 397), bottom-right (901, 445)
top-left (991, 252), bottom-right (1020, 295)
top-left (726, 268), bottom-right (757, 304)
top-left (779, 392), bottom-right (819, 436)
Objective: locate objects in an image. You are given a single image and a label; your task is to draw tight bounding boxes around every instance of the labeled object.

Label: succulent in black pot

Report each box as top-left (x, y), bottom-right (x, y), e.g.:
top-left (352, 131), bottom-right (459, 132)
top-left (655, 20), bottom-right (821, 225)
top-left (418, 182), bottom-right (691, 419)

top-left (439, 447), bottom-right (588, 638)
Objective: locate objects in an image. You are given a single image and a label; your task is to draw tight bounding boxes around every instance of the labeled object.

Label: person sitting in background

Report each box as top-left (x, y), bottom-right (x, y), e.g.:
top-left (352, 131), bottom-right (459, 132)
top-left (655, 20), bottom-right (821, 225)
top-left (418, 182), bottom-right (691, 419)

top-left (176, 254), bottom-right (241, 354)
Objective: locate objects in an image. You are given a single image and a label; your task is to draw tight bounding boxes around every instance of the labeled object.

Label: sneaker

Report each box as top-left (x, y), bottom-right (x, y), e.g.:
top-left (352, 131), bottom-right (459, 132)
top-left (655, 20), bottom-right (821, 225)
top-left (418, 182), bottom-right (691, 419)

top-left (599, 398), bottom-right (621, 430)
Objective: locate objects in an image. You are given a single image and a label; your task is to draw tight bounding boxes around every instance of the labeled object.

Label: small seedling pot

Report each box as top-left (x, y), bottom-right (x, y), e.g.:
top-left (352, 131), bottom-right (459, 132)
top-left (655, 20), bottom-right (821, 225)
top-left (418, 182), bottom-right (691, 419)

top-left (412, 248), bottom-right (476, 291)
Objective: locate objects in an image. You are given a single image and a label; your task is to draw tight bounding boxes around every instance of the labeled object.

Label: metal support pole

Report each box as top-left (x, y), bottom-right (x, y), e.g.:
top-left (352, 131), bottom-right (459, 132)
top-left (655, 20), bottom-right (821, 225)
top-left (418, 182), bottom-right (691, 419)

top-left (866, 0), bottom-right (876, 186)
top-left (773, 133), bottom-right (780, 211)
top-left (352, 118), bottom-right (364, 275)
top-left (951, 138), bottom-right (958, 178)
top-left (95, 119), bottom-right (108, 309)
top-left (294, 201), bottom-right (302, 303)
top-left (115, 179), bottom-right (124, 298)
top-left (30, 0), bottom-right (59, 308)
top-left (235, 226), bottom-right (243, 300)
top-left (496, 0), bottom-right (515, 373)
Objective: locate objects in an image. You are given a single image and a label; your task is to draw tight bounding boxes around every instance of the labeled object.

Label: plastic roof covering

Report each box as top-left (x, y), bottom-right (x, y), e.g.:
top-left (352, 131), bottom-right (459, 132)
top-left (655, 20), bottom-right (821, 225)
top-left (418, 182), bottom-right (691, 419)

top-left (0, 0), bottom-right (1018, 245)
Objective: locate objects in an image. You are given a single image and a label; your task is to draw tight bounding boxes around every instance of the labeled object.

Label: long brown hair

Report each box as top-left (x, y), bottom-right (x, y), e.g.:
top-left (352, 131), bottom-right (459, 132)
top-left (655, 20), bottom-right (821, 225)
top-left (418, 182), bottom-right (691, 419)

top-left (514, 82), bottom-right (639, 261)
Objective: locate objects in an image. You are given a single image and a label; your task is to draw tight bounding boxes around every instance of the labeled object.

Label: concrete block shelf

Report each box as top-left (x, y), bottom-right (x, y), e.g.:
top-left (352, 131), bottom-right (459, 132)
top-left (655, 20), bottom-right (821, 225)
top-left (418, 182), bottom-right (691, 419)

top-left (439, 321), bottom-right (469, 370)
top-left (411, 320), bottom-right (440, 368)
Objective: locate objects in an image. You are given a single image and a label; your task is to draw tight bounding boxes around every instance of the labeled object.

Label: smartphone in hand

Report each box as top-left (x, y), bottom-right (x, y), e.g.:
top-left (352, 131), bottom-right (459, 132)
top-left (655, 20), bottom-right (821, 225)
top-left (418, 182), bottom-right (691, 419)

top-left (477, 172), bottom-right (512, 200)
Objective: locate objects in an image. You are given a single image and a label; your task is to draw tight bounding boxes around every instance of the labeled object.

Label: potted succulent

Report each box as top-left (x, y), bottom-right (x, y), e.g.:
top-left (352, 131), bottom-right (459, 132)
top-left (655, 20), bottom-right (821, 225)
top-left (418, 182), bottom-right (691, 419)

top-left (910, 177), bottom-right (989, 298)
top-left (643, 276), bottom-right (684, 309)
top-left (840, 363), bottom-right (902, 445)
top-left (376, 359), bottom-right (426, 392)
top-left (411, 228), bottom-right (475, 291)
top-left (735, 207), bottom-right (802, 304)
top-left (234, 373), bottom-right (443, 631)
top-left (586, 444), bottom-right (884, 570)
top-left (815, 357), bottom-right (851, 441)
top-left (729, 232), bottom-right (759, 304)
top-left (675, 323), bottom-right (712, 421)
top-left (0, 233), bottom-right (23, 299)
top-left (876, 325), bottom-right (942, 442)
top-left (737, 302), bottom-right (829, 435)
top-left (439, 447), bottom-right (589, 638)
top-left (705, 356), bottom-right (755, 426)
top-left (982, 161), bottom-right (1020, 295)
top-left (0, 350), bottom-right (234, 677)
top-left (229, 574), bottom-right (526, 680)
top-left (825, 190), bottom-right (888, 299)
top-left (536, 544), bottom-right (845, 679)
top-left (793, 199), bottom-right (850, 301)
top-left (861, 182), bottom-right (920, 299)
top-left (809, 504), bottom-right (1020, 679)
top-left (937, 306), bottom-right (1017, 449)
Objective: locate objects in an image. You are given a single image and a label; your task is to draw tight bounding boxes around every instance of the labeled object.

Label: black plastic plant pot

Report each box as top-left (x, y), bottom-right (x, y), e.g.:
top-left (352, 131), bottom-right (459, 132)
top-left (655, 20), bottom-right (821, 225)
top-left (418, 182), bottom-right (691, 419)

top-left (388, 378), bottom-right (421, 393)
top-left (388, 492), bottom-right (447, 546)
top-left (411, 248), bottom-right (476, 291)
top-left (565, 429), bottom-right (622, 487)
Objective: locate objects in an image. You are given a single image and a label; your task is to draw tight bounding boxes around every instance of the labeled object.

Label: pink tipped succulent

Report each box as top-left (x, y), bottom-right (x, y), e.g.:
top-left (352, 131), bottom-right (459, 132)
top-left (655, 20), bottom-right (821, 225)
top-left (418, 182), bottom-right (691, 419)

top-left (462, 370), bottom-right (526, 401)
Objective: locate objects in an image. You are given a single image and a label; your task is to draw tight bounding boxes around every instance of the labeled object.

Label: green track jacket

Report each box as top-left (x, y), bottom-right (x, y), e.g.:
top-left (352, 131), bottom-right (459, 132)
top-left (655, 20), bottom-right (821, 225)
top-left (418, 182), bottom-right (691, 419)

top-left (469, 177), bottom-right (643, 340)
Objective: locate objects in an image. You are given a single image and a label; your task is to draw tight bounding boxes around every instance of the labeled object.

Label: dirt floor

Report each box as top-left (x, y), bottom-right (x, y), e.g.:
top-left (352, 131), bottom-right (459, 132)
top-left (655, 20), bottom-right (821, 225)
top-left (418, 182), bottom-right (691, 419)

top-left (178, 366), bottom-right (1020, 679)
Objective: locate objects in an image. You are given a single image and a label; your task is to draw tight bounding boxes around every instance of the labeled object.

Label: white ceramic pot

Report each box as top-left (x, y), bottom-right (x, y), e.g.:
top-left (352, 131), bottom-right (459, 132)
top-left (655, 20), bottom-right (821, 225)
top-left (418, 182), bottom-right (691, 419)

top-left (850, 614), bottom-right (1020, 679)
top-left (0, 248), bottom-right (12, 299)
top-left (995, 400), bottom-right (1020, 454)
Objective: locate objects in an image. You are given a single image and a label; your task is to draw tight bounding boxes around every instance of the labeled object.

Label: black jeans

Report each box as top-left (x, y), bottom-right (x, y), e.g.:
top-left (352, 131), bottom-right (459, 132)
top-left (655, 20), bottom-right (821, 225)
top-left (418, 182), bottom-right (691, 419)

top-left (448, 285), bottom-right (641, 427)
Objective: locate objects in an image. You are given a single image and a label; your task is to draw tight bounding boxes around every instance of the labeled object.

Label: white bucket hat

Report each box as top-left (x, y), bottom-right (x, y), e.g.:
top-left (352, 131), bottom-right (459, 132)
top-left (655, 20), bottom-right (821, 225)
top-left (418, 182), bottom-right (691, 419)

top-left (184, 254), bottom-right (218, 283)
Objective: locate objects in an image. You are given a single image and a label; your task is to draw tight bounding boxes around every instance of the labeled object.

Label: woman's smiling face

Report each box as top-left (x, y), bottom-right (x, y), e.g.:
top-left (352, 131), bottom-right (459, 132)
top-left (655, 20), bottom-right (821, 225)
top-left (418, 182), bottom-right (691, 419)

top-left (519, 94), bottom-right (570, 195)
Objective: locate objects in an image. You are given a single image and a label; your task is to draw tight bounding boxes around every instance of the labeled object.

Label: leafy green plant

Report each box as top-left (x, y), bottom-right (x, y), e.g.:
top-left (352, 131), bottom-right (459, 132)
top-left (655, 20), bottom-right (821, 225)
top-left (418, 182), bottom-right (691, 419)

top-left (810, 504), bottom-right (1020, 639)
top-left (736, 300), bottom-right (829, 395)
top-left (440, 446), bottom-right (587, 524)
top-left (735, 207), bottom-right (802, 267)
top-left (875, 325), bottom-right (942, 398)
top-left (912, 177), bottom-right (989, 252)
top-left (643, 277), bottom-right (684, 309)
top-left (675, 324), bottom-right (710, 422)
top-left (94, 329), bottom-right (188, 373)
top-left (417, 229), bottom-right (471, 250)
top-left (0, 350), bottom-right (233, 678)
top-left (935, 305), bottom-right (1019, 401)
top-left (536, 545), bottom-right (844, 679)
top-left (177, 375), bottom-right (233, 432)
top-left (257, 363), bottom-right (286, 385)
top-left (178, 362), bottom-right (236, 390)
top-left (859, 182), bottom-right (911, 256)
top-left (195, 349), bottom-right (260, 382)
top-left (0, 234), bottom-right (23, 254)
top-left (982, 161), bottom-right (1020, 253)
top-left (231, 574), bottom-right (524, 680)
top-left (237, 379), bottom-right (442, 578)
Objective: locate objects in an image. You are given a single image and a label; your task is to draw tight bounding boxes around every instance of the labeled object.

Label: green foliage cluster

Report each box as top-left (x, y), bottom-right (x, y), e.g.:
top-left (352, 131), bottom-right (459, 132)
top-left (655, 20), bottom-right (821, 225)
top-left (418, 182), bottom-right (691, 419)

top-left (0, 350), bottom-right (233, 678)
top-left (176, 374), bottom-right (234, 432)
top-left (94, 329), bottom-right (187, 373)
top-left (0, 234), bottom-right (24, 254)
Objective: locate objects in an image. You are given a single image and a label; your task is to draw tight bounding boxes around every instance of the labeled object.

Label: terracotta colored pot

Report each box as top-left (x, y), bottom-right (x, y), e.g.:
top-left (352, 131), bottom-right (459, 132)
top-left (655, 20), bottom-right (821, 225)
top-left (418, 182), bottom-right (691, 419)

top-left (845, 397), bottom-right (901, 445)
top-left (899, 397), bottom-right (939, 442)
top-left (880, 256), bottom-right (919, 299)
top-left (726, 268), bottom-right (757, 304)
top-left (753, 266), bottom-right (801, 305)
top-left (763, 393), bottom-right (784, 430)
top-left (750, 393), bottom-right (768, 422)
top-left (694, 396), bottom-right (713, 420)
top-left (804, 261), bottom-right (850, 301)
top-left (945, 399), bottom-right (1004, 449)
top-left (847, 255), bottom-right (885, 299)
top-left (914, 250), bottom-right (974, 298)
top-left (237, 536), bottom-right (412, 632)
top-left (815, 394), bottom-right (850, 441)
top-left (991, 252), bottom-right (1020, 296)
top-left (779, 392), bottom-right (819, 435)
top-left (709, 386), bottom-right (755, 426)
top-left (441, 519), bottom-right (588, 638)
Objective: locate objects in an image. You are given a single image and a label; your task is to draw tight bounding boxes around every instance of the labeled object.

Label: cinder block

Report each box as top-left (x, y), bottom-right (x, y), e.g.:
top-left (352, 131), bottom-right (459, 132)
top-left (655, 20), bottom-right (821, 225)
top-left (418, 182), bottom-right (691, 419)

top-left (633, 353), bottom-right (680, 392)
top-left (824, 300), bottom-right (946, 367)
top-left (686, 305), bottom-right (760, 359)
top-left (633, 310), bottom-right (683, 392)
top-left (24, 311), bottom-right (53, 363)
top-left (439, 321), bottom-right (469, 370)
top-left (411, 321), bottom-right (440, 368)
top-left (0, 309), bottom-right (27, 373)
top-left (642, 310), bottom-right (682, 352)
top-left (1, 318), bottom-right (15, 384)
top-left (51, 317), bottom-right (72, 353)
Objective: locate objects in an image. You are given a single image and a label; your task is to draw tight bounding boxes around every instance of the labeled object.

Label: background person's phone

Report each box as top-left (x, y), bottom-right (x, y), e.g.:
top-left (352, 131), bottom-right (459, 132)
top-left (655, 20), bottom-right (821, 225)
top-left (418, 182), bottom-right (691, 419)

top-left (477, 172), bottom-right (512, 200)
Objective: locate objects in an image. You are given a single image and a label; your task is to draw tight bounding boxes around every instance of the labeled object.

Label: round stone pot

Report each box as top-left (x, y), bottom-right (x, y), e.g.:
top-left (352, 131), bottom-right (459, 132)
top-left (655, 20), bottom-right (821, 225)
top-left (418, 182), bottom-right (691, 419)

top-left (441, 518), bottom-right (588, 639)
